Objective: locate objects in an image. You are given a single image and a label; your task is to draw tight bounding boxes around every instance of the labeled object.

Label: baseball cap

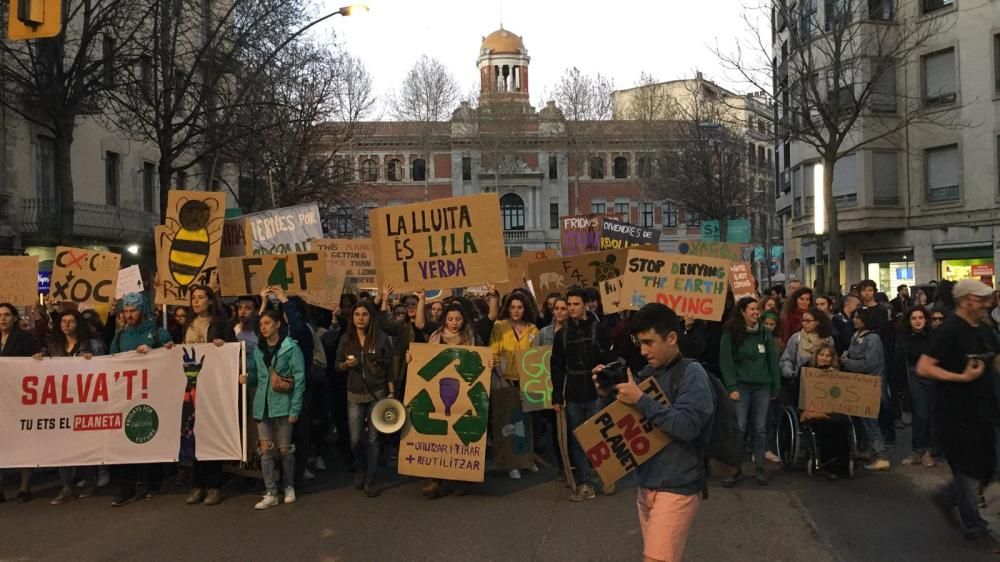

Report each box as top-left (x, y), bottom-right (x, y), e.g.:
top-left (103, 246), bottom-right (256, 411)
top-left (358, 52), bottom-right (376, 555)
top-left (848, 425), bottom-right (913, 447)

top-left (952, 279), bottom-right (994, 299)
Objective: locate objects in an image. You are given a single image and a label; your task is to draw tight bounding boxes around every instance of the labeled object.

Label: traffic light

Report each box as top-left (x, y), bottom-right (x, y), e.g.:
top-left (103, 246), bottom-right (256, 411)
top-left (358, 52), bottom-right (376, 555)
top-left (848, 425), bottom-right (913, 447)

top-left (8, 0), bottom-right (62, 40)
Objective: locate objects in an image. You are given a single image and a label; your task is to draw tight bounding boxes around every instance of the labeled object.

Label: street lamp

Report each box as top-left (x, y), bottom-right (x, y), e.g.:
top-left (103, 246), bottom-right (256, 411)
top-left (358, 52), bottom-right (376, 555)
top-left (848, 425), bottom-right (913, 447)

top-left (813, 162), bottom-right (825, 236)
top-left (338, 4), bottom-right (369, 16)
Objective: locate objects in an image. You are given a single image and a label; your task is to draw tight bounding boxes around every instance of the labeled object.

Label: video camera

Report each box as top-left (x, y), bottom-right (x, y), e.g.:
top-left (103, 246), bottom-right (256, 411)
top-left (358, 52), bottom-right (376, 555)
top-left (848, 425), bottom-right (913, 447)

top-left (595, 358), bottom-right (628, 390)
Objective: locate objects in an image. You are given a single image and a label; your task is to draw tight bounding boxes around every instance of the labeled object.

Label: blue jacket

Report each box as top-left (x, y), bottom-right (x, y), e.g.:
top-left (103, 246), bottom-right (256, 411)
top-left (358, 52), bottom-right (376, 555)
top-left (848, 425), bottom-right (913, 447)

top-left (632, 359), bottom-right (716, 496)
top-left (247, 336), bottom-right (306, 420)
top-left (110, 320), bottom-right (171, 353)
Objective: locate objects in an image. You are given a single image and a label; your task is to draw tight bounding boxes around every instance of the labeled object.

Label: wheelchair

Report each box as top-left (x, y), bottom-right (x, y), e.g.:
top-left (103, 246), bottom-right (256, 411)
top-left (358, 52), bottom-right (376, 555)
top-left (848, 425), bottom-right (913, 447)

top-left (775, 405), bottom-right (858, 479)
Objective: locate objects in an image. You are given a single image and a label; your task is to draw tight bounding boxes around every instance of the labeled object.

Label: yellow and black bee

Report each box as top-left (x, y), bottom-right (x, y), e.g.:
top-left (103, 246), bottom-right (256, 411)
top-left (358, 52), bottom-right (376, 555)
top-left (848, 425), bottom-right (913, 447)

top-left (161, 198), bottom-right (222, 288)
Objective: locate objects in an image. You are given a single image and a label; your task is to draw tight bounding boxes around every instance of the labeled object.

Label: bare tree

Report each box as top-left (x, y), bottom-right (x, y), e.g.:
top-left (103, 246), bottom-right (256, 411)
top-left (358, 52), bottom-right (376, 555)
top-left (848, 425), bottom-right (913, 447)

top-left (388, 55), bottom-right (459, 200)
top-left (717, 0), bottom-right (954, 291)
top-left (475, 99), bottom-right (534, 194)
top-left (0, 0), bottom-right (147, 239)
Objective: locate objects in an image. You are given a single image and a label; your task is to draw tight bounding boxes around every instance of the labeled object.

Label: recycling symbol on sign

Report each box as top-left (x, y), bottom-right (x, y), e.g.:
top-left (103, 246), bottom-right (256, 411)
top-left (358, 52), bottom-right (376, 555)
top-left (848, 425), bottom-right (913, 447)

top-left (406, 349), bottom-right (489, 446)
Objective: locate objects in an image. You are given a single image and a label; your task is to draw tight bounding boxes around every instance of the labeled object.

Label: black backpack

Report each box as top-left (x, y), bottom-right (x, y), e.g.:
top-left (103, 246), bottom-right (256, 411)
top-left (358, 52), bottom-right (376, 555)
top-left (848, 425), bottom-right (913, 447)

top-left (668, 359), bottom-right (743, 470)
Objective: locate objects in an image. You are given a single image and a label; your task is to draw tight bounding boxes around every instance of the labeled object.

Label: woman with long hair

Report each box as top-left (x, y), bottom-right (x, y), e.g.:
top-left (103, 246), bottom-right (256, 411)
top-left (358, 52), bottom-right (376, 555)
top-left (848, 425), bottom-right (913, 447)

top-left (184, 285), bottom-right (235, 507)
top-left (841, 306), bottom-right (890, 471)
top-left (779, 307), bottom-right (834, 402)
top-left (894, 306), bottom-right (935, 468)
top-left (535, 297), bottom-right (568, 347)
top-left (720, 297), bottom-right (780, 487)
top-left (335, 301), bottom-right (395, 497)
top-left (169, 306), bottom-right (193, 344)
top-left (33, 310), bottom-right (106, 504)
top-left (240, 309), bottom-right (306, 509)
top-left (0, 303), bottom-right (40, 503)
top-left (780, 287), bottom-right (814, 346)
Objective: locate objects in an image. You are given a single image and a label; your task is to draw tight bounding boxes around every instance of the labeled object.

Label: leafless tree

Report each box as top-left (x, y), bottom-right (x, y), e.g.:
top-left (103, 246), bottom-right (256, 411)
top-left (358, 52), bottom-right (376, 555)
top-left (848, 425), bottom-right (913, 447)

top-left (716, 0), bottom-right (954, 291)
top-left (475, 99), bottom-right (534, 194)
top-left (388, 55), bottom-right (459, 200)
top-left (0, 0), bottom-right (147, 239)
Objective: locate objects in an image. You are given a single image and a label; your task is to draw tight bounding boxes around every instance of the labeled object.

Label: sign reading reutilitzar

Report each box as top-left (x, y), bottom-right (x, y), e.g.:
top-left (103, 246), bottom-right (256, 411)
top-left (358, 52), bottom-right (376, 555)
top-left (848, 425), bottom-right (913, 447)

top-left (370, 194), bottom-right (507, 292)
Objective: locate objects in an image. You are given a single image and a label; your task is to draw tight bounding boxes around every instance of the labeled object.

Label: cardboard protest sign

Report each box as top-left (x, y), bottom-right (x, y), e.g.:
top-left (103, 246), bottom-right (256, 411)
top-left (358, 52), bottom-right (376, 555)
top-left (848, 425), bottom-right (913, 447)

top-left (573, 377), bottom-right (672, 488)
top-left (370, 194), bottom-right (507, 292)
top-left (526, 246), bottom-right (655, 296)
top-left (50, 247), bottom-right (120, 309)
top-left (728, 263), bottom-right (758, 300)
top-left (115, 265), bottom-right (144, 300)
top-left (492, 386), bottom-right (535, 470)
top-left (155, 191), bottom-right (226, 306)
top-left (221, 218), bottom-right (249, 258)
top-left (217, 252), bottom-right (323, 297)
top-left (0, 256), bottom-right (39, 306)
top-left (677, 240), bottom-right (743, 262)
top-left (515, 346), bottom-right (552, 412)
top-left (600, 218), bottom-right (660, 250)
top-left (598, 276), bottom-right (626, 314)
top-left (243, 203), bottom-right (323, 256)
top-left (504, 249), bottom-right (559, 297)
top-left (398, 343), bottom-right (493, 482)
top-left (560, 214), bottom-right (604, 257)
top-left (620, 250), bottom-right (731, 321)
top-left (300, 250), bottom-right (348, 311)
top-left (799, 367), bottom-right (882, 419)
top-left (425, 288), bottom-right (452, 302)
top-left (311, 238), bottom-right (377, 289)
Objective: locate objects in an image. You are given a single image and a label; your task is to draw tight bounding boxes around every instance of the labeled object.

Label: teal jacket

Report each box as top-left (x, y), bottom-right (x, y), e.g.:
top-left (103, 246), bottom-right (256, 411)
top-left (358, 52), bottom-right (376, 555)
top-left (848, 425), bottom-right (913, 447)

top-left (719, 324), bottom-right (781, 394)
top-left (247, 336), bottom-right (306, 420)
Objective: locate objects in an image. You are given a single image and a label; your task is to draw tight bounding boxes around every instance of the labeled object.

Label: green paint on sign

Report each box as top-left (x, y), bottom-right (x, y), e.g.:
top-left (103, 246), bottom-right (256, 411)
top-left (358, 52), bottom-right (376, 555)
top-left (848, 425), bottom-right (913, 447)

top-left (453, 381), bottom-right (489, 445)
top-left (417, 348), bottom-right (485, 385)
top-left (267, 258), bottom-right (293, 289)
top-left (829, 386), bottom-right (841, 399)
top-left (407, 389), bottom-right (448, 435)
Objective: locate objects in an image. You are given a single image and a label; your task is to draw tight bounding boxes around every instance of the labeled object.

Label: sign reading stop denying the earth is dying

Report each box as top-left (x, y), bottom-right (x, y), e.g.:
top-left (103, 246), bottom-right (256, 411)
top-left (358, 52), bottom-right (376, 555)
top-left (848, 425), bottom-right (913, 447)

top-left (620, 250), bottom-right (731, 321)
top-left (574, 377), bottom-right (672, 488)
top-left (370, 194), bottom-right (507, 293)
top-left (799, 367), bottom-right (882, 419)
top-left (398, 343), bottom-right (493, 482)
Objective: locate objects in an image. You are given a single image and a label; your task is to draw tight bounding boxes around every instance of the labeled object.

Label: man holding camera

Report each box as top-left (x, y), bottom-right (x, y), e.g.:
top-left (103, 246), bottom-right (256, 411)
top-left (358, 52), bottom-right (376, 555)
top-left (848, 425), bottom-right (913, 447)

top-left (551, 287), bottom-right (615, 501)
top-left (594, 303), bottom-right (716, 562)
top-left (917, 279), bottom-right (1000, 550)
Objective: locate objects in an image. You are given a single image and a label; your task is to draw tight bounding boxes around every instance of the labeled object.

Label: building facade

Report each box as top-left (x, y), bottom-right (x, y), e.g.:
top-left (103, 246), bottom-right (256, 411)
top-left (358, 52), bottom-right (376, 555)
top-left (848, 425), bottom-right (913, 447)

top-left (774, 0), bottom-right (1000, 291)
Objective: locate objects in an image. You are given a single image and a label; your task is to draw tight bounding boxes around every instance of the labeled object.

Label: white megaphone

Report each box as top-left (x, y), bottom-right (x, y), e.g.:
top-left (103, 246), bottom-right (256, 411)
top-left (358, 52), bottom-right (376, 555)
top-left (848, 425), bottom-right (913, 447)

top-left (371, 398), bottom-right (407, 434)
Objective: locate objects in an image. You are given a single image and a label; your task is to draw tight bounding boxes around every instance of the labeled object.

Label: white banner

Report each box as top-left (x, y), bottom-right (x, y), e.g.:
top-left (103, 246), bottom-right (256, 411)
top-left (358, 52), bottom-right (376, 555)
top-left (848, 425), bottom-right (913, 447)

top-left (0, 344), bottom-right (243, 468)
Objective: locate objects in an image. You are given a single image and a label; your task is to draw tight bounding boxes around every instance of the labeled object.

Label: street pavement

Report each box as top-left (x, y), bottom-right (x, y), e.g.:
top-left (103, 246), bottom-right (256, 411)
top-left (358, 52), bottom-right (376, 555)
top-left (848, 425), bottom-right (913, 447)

top-left (1, 430), bottom-right (998, 561)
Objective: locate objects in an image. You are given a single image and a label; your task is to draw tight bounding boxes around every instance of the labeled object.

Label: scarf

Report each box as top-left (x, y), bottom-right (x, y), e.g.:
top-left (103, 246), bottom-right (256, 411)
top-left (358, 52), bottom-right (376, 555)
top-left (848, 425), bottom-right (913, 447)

top-left (798, 331), bottom-right (824, 360)
top-left (259, 335), bottom-right (284, 368)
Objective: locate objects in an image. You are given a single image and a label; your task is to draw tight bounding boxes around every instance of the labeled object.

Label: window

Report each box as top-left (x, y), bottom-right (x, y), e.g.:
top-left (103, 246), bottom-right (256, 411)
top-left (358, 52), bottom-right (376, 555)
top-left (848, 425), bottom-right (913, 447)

top-left (873, 152), bottom-right (899, 205)
top-left (803, 162), bottom-right (815, 215)
top-left (686, 210), bottom-right (701, 226)
top-left (614, 201), bottom-right (629, 219)
top-left (824, 0), bottom-right (850, 31)
top-left (869, 0), bottom-right (894, 20)
top-left (613, 156), bottom-right (628, 179)
top-left (871, 61), bottom-right (897, 113)
top-left (591, 199), bottom-right (606, 214)
top-left (792, 165), bottom-right (802, 217)
top-left (548, 155), bottom-right (558, 180)
top-left (922, 0), bottom-right (953, 14)
top-left (360, 158), bottom-right (377, 182)
top-left (175, 170), bottom-right (187, 189)
top-left (500, 193), bottom-right (525, 231)
top-left (758, 146), bottom-right (766, 170)
top-left (641, 203), bottom-right (654, 228)
top-left (140, 55), bottom-right (153, 97)
top-left (463, 157), bottom-right (472, 181)
top-left (922, 48), bottom-right (956, 106)
top-left (925, 144), bottom-right (959, 202)
top-left (102, 34), bottom-right (115, 88)
top-left (332, 207), bottom-right (354, 236)
top-left (411, 158), bottom-right (426, 182)
top-left (662, 201), bottom-right (677, 227)
top-left (387, 159), bottom-right (403, 181)
top-left (637, 156), bottom-right (652, 178)
top-left (142, 162), bottom-right (156, 213)
top-left (994, 35), bottom-right (1000, 93)
top-left (748, 143), bottom-right (757, 166)
top-left (549, 202), bottom-right (559, 229)
top-left (361, 204), bottom-right (377, 234)
top-left (332, 159), bottom-right (350, 181)
top-left (105, 151), bottom-right (120, 205)
top-left (33, 137), bottom-right (56, 205)
top-left (589, 157), bottom-right (605, 179)
top-left (799, 0), bottom-right (818, 38)
top-left (833, 153), bottom-right (859, 207)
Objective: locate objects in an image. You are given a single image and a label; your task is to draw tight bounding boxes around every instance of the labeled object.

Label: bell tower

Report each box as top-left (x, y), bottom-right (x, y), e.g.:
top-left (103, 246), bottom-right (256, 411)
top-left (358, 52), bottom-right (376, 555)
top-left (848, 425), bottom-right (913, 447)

top-left (477, 26), bottom-right (530, 105)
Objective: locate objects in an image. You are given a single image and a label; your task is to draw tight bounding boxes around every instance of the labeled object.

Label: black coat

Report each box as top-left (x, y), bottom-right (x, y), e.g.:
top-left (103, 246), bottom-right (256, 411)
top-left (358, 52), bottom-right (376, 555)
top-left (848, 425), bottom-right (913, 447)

top-left (0, 328), bottom-right (41, 357)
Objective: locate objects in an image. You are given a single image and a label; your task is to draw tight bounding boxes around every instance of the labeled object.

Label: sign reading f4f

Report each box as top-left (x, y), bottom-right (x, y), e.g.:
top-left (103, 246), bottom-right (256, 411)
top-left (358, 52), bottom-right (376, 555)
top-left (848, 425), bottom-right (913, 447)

top-left (217, 253), bottom-right (323, 297)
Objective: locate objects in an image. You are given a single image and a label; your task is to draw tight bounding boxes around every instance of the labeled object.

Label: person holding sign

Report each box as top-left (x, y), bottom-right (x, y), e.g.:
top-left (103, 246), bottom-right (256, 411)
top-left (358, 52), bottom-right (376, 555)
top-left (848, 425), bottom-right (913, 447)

top-left (840, 306), bottom-right (890, 472)
top-left (719, 297), bottom-right (780, 487)
top-left (593, 303), bottom-right (715, 562)
top-left (335, 301), bottom-right (395, 498)
top-left (0, 303), bottom-right (41, 503)
top-left (240, 309), bottom-right (306, 510)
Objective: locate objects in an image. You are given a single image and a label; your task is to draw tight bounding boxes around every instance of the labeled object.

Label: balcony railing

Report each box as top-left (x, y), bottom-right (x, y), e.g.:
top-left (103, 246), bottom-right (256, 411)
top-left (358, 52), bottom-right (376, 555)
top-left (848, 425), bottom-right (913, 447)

top-left (21, 198), bottom-right (158, 242)
top-left (503, 229), bottom-right (549, 243)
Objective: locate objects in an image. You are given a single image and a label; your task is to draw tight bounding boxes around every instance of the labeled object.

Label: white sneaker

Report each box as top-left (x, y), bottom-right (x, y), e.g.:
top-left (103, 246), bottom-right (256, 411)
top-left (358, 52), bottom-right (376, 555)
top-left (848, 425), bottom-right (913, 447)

top-left (528, 463), bottom-right (539, 473)
top-left (315, 457), bottom-right (327, 472)
top-left (283, 487), bottom-right (296, 504)
top-left (97, 467), bottom-right (110, 488)
top-left (303, 469), bottom-right (315, 480)
top-left (254, 494), bottom-right (279, 510)
top-left (508, 469), bottom-right (522, 480)
top-left (764, 451), bottom-right (781, 464)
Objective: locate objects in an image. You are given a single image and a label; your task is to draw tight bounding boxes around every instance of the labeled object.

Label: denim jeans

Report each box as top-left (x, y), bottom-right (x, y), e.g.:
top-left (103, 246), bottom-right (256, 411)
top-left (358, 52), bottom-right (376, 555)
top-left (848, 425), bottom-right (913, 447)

top-left (565, 399), bottom-right (602, 486)
top-left (907, 371), bottom-right (936, 453)
top-left (734, 385), bottom-right (771, 468)
top-left (258, 416), bottom-right (295, 495)
top-left (939, 464), bottom-right (990, 538)
top-left (348, 399), bottom-right (380, 483)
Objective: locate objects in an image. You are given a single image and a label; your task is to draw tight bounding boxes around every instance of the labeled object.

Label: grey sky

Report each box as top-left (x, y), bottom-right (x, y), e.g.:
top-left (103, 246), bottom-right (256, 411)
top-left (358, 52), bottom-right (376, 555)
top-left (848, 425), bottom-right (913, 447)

top-left (318, 0), bottom-right (765, 116)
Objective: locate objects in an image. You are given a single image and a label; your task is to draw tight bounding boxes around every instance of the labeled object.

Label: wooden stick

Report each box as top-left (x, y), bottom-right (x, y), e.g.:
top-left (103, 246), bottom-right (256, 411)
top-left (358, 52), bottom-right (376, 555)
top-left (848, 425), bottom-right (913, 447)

top-left (240, 340), bottom-right (248, 463)
top-left (556, 408), bottom-right (576, 491)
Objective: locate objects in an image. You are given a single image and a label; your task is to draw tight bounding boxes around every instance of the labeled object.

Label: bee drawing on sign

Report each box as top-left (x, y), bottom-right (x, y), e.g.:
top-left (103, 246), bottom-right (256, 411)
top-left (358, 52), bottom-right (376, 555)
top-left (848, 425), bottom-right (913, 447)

top-left (161, 197), bottom-right (224, 289)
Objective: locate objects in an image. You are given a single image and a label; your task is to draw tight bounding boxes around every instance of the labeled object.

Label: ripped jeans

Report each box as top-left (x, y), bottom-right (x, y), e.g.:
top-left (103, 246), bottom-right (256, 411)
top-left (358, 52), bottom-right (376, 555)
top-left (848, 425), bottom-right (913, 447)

top-left (257, 417), bottom-right (295, 495)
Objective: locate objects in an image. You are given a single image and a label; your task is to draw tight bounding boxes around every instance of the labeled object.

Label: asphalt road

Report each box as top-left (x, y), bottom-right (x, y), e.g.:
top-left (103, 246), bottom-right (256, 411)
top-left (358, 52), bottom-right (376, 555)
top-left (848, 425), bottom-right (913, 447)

top-left (1, 433), bottom-right (997, 561)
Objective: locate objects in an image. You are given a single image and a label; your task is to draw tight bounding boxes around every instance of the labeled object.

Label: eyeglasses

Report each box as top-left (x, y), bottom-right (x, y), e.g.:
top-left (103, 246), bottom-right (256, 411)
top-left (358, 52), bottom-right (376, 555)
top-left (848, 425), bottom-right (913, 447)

top-left (931, 316), bottom-right (945, 322)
